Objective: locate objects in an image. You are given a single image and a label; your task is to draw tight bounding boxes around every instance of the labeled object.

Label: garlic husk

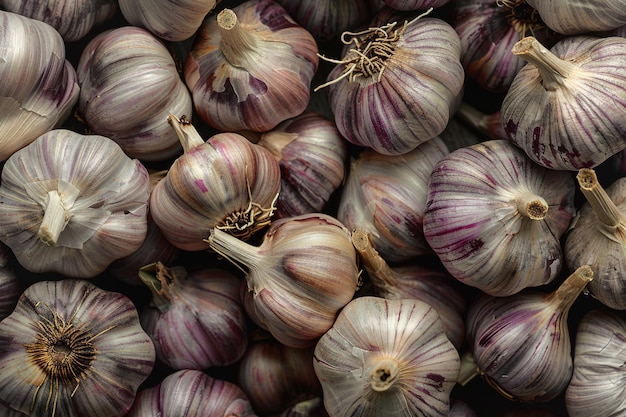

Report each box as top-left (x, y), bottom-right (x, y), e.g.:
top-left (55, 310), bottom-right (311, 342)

top-left (119, 0), bottom-right (217, 42)
top-left (256, 110), bottom-right (348, 219)
top-left (501, 35), bottom-right (626, 171)
top-left (0, 0), bottom-right (117, 42)
top-left (126, 369), bottom-right (258, 417)
top-left (466, 265), bottom-right (593, 403)
top-left (319, 10), bottom-right (464, 155)
top-left (525, 0), bottom-right (626, 35)
top-left (564, 168), bottom-right (626, 309)
top-left (566, 308), bottom-right (626, 416)
top-left (0, 279), bottom-right (155, 417)
top-left (0, 129), bottom-right (151, 278)
top-left (338, 137), bottom-right (449, 262)
top-left (77, 26), bottom-right (193, 162)
top-left (0, 11), bottom-right (79, 162)
top-left (456, 102), bottom-right (508, 140)
top-left (313, 296), bottom-right (460, 417)
top-left (138, 262), bottom-right (248, 370)
top-left (423, 139), bottom-right (576, 296)
top-left (206, 213), bottom-right (360, 348)
top-left (0, 263), bottom-right (20, 321)
top-left (149, 114), bottom-right (281, 251)
top-left (184, 0), bottom-right (319, 132)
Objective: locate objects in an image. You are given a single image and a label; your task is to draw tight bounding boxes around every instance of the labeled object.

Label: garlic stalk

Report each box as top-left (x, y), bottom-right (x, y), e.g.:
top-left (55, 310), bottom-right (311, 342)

top-left (466, 265), bottom-right (593, 402)
top-left (525, 0), bottom-right (626, 35)
top-left (456, 102), bottom-right (507, 140)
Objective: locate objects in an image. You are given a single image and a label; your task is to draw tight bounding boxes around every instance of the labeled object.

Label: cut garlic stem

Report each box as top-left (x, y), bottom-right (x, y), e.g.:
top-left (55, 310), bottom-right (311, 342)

top-left (512, 36), bottom-right (578, 91)
top-left (218, 8), bottom-right (257, 68)
top-left (371, 358), bottom-right (400, 392)
top-left (351, 228), bottom-right (397, 296)
top-left (549, 264), bottom-right (593, 311)
top-left (577, 168), bottom-right (623, 228)
top-left (167, 113), bottom-right (204, 153)
top-left (516, 193), bottom-right (549, 220)
top-left (38, 190), bottom-right (70, 246)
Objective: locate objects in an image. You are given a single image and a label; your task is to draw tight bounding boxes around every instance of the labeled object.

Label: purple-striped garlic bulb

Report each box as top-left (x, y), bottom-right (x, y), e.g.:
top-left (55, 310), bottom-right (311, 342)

top-left (525, 0), bottom-right (626, 35)
top-left (466, 265), bottom-right (593, 403)
top-left (184, 0), bottom-right (319, 132)
top-left (423, 139), bottom-right (576, 296)
top-left (501, 35), bottom-right (626, 171)
top-left (313, 296), bottom-right (460, 417)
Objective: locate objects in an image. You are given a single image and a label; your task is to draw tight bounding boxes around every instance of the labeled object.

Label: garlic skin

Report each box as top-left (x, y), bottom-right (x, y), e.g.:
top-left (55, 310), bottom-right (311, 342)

top-left (313, 296), bottom-right (460, 417)
top-left (77, 26), bottom-right (193, 162)
top-left (184, 0), bottom-right (319, 132)
top-left (566, 309), bottom-right (626, 417)
top-left (423, 139), bottom-right (576, 296)
top-left (0, 0), bottom-right (117, 42)
top-left (525, 0), bottom-right (626, 35)
top-left (0, 279), bottom-right (156, 417)
top-left (466, 265), bottom-right (593, 403)
top-left (501, 35), bottom-right (626, 171)
top-left (119, 0), bottom-right (217, 42)
top-left (0, 129), bottom-right (151, 278)
top-left (207, 213), bottom-right (360, 348)
top-left (0, 11), bottom-right (79, 162)
top-left (0, 263), bottom-right (20, 321)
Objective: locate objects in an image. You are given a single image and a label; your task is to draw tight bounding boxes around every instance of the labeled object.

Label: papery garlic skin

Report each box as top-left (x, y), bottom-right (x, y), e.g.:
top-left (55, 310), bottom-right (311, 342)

top-left (423, 139), bottom-right (576, 296)
top-left (313, 296), bottom-right (460, 417)
top-left (525, 0), bottom-right (626, 35)
top-left (0, 279), bottom-right (155, 417)
top-left (566, 309), bottom-right (626, 417)
top-left (0, 0), bottom-right (117, 42)
top-left (0, 129), bottom-right (150, 278)
top-left (0, 264), bottom-right (20, 321)
top-left (0, 11), bottom-right (79, 162)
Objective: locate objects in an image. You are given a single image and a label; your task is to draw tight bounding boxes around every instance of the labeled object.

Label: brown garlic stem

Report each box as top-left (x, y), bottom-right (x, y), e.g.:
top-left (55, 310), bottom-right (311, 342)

top-left (218, 8), bottom-right (257, 69)
top-left (512, 36), bottom-right (578, 91)
top-left (38, 190), bottom-right (70, 246)
top-left (548, 264), bottom-right (593, 311)
top-left (516, 193), bottom-right (548, 220)
top-left (139, 262), bottom-right (187, 312)
top-left (351, 228), bottom-right (397, 298)
top-left (577, 168), bottom-right (625, 228)
top-left (371, 358), bottom-right (399, 392)
top-left (167, 113), bottom-right (204, 152)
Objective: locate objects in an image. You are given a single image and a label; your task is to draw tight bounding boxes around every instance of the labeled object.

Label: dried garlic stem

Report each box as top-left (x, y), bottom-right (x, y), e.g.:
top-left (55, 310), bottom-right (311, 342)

top-left (516, 193), bottom-right (549, 220)
top-left (38, 191), bottom-right (70, 246)
top-left (139, 262), bottom-right (187, 312)
top-left (371, 358), bottom-right (400, 392)
top-left (167, 113), bottom-right (204, 152)
top-left (512, 36), bottom-right (578, 91)
top-left (577, 168), bottom-right (624, 228)
top-left (548, 264), bottom-right (593, 311)
top-left (218, 8), bottom-right (257, 68)
top-left (351, 228), bottom-right (397, 297)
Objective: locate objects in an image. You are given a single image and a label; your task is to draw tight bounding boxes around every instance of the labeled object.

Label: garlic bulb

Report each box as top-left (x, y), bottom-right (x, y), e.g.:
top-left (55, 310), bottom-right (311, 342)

top-left (77, 26), bottom-right (193, 162)
top-left (150, 114), bottom-right (281, 251)
top-left (449, 398), bottom-right (478, 417)
top-left (501, 35), bottom-right (626, 171)
top-left (184, 0), bottom-right (319, 132)
top-left (273, 398), bottom-right (325, 417)
top-left (0, 11), bottom-right (79, 162)
top-left (338, 137), bottom-right (449, 262)
top-left (0, 262), bottom-right (20, 321)
top-left (138, 262), bottom-right (248, 370)
top-left (255, 111), bottom-right (348, 219)
top-left (0, 0), bottom-right (117, 42)
top-left (0, 129), bottom-right (151, 278)
top-left (318, 8), bottom-right (464, 155)
top-left (466, 265), bottom-right (593, 403)
top-left (565, 168), bottom-right (626, 310)
top-left (119, 0), bottom-right (217, 42)
top-left (566, 308), bottom-right (626, 416)
top-left (206, 213), bottom-right (360, 348)
top-left (383, 0), bottom-right (451, 11)
top-left (525, 0), bottom-right (626, 35)
top-left (0, 279), bottom-right (155, 417)
top-left (313, 296), bottom-right (460, 417)
top-left (126, 369), bottom-right (258, 417)
top-left (423, 139), bottom-right (576, 296)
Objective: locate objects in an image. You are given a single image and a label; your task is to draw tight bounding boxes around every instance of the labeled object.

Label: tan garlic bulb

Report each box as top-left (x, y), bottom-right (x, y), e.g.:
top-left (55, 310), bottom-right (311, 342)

top-left (525, 0), bottom-right (626, 35)
top-left (0, 129), bottom-right (151, 278)
top-left (184, 0), bottom-right (319, 132)
top-left (313, 296), bottom-right (460, 417)
top-left (501, 35), bottom-right (626, 171)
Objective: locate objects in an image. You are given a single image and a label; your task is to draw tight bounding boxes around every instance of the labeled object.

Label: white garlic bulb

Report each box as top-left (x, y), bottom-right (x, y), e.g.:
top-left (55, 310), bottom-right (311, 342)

top-left (525, 0), bottom-right (626, 35)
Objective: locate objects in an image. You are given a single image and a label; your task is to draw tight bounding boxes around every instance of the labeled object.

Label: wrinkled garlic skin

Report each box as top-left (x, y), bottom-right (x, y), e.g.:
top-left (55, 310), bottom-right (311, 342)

top-left (525, 0), bottom-right (626, 35)
top-left (384, 0), bottom-right (451, 11)
top-left (423, 140), bottom-right (576, 296)
top-left (256, 111), bottom-right (348, 219)
top-left (150, 131), bottom-right (281, 251)
top-left (0, 11), bottom-right (79, 162)
top-left (0, 265), bottom-right (20, 321)
top-left (0, 0), bottom-right (117, 42)
top-left (566, 309), bottom-right (626, 417)
top-left (0, 129), bottom-right (151, 278)
top-left (323, 13), bottom-right (464, 155)
top-left (77, 26), bottom-right (193, 162)
top-left (502, 35), bottom-right (626, 171)
top-left (119, 0), bottom-right (217, 41)
top-left (185, 0), bottom-right (319, 132)
top-left (0, 279), bottom-right (156, 417)
top-left (313, 296), bottom-right (460, 417)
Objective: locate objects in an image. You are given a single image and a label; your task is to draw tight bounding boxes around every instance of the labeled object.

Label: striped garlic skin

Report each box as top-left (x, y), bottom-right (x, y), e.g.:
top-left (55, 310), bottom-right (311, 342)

top-left (119, 0), bottom-right (216, 42)
top-left (0, 0), bottom-right (117, 42)
top-left (0, 279), bottom-right (155, 417)
top-left (0, 130), bottom-right (151, 278)
top-left (0, 11), bottom-right (79, 162)
top-left (525, 0), bottom-right (626, 35)
top-left (0, 265), bottom-right (20, 321)
top-left (77, 26), bottom-right (192, 162)
top-left (313, 296), bottom-right (460, 417)
top-left (423, 139), bottom-right (576, 296)
top-left (566, 309), bottom-right (626, 417)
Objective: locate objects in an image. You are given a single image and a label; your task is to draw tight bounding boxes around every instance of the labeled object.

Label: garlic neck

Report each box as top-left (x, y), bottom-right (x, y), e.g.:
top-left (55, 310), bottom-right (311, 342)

top-left (256, 131), bottom-right (299, 161)
top-left (206, 228), bottom-right (262, 290)
top-left (549, 264), bottom-right (593, 311)
top-left (351, 228), bottom-right (398, 297)
top-left (168, 113), bottom-right (204, 152)
top-left (38, 190), bottom-right (71, 246)
top-left (218, 8), bottom-right (257, 69)
top-left (371, 358), bottom-right (400, 392)
top-left (139, 262), bottom-right (184, 312)
top-left (516, 193), bottom-right (548, 220)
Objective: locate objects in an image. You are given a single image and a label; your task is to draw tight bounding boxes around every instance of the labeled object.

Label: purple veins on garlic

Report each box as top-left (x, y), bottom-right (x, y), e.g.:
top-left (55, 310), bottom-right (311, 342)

top-left (525, 0), bottom-right (626, 35)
